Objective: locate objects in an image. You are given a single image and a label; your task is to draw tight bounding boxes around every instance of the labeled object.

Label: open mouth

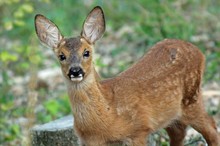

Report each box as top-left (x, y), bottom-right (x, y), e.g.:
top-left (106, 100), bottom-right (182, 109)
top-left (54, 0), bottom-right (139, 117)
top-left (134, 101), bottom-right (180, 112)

top-left (67, 67), bottom-right (85, 82)
top-left (69, 74), bottom-right (84, 82)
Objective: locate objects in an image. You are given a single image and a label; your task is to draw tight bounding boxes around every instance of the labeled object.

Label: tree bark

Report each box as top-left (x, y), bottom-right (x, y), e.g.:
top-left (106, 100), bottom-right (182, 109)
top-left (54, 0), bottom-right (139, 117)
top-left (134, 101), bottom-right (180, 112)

top-left (31, 115), bottom-right (78, 146)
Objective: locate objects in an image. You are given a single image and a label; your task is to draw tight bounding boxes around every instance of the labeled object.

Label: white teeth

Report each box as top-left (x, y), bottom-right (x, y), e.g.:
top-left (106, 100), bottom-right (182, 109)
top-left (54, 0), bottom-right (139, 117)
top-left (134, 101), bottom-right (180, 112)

top-left (71, 76), bottom-right (83, 82)
top-left (69, 74), bottom-right (83, 82)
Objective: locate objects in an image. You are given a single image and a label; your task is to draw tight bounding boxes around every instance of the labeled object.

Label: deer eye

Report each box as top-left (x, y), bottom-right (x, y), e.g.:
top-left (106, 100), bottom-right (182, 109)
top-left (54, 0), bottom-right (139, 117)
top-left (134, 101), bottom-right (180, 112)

top-left (59, 53), bottom-right (66, 61)
top-left (83, 50), bottom-right (90, 58)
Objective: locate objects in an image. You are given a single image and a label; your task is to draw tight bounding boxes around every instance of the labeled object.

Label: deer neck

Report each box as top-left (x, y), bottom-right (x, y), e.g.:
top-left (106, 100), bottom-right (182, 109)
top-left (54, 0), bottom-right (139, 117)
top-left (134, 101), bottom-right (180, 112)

top-left (66, 67), bottom-right (101, 102)
top-left (65, 67), bottom-right (110, 126)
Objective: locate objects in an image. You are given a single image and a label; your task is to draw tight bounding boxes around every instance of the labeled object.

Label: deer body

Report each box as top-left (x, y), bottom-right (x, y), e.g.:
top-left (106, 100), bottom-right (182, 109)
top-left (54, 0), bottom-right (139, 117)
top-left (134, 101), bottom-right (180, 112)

top-left (35, 6), bottom-right (220, 146)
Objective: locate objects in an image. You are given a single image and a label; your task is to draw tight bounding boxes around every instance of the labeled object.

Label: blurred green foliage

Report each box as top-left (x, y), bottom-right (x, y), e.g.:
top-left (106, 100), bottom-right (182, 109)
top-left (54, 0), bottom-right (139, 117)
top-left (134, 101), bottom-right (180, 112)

top-left (0, 0), bottom-right (220, 145)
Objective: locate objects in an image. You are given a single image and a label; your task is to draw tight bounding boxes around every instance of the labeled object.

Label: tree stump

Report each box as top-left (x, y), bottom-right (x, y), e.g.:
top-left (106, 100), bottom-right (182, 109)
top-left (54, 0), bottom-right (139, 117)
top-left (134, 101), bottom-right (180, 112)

top-left (31, 115), bottom-right (78, 146)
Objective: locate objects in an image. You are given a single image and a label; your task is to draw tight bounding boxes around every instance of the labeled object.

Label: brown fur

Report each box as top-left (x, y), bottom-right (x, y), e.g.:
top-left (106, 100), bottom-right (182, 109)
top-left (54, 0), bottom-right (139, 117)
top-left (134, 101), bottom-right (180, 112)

top-left (66, 39), bottom-right (220, 146)
top-left (35, 6), bottom-right (220, 146)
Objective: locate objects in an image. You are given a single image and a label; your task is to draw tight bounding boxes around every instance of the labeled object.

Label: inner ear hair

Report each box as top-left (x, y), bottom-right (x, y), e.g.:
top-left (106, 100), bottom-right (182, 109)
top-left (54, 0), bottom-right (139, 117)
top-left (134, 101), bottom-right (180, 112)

top-left (35, 14), bottom-right (63, 49)
top-left (81, 6), bottom-right (105, 44)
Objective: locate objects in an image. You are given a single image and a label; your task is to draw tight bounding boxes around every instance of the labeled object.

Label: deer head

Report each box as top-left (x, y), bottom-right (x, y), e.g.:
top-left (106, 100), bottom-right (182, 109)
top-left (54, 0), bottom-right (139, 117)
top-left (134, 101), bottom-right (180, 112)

top-left (35, 6), bottom-right (105, 83)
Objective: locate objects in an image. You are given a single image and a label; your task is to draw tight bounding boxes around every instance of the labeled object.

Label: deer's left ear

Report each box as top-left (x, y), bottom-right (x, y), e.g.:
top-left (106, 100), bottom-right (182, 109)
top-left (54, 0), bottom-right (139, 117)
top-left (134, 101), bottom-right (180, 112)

top-left (81, 6), bottom-right (105, 44)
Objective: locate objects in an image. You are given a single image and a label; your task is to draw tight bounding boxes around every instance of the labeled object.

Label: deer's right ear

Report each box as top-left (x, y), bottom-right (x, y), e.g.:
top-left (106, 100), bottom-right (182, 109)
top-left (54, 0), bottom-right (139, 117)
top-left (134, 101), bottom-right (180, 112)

top-left (35, 14), bottom-right (63, 49)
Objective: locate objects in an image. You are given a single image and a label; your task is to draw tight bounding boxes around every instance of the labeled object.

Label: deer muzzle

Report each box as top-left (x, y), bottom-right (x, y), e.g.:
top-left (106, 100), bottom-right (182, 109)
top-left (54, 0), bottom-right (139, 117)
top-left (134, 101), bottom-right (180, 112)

top-left (67, 66), bottom-right (85, 82)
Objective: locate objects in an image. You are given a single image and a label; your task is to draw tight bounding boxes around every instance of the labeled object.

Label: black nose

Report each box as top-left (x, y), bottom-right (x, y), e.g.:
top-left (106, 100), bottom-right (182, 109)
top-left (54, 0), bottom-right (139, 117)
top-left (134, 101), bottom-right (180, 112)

top-left (68, 67), bottom-right (84, 78)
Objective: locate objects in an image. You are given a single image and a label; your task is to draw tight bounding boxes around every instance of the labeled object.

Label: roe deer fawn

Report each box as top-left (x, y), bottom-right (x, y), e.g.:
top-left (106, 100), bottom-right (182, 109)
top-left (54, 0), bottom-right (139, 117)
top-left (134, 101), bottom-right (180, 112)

top-left (35, 6), bottom-right (220, 146)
